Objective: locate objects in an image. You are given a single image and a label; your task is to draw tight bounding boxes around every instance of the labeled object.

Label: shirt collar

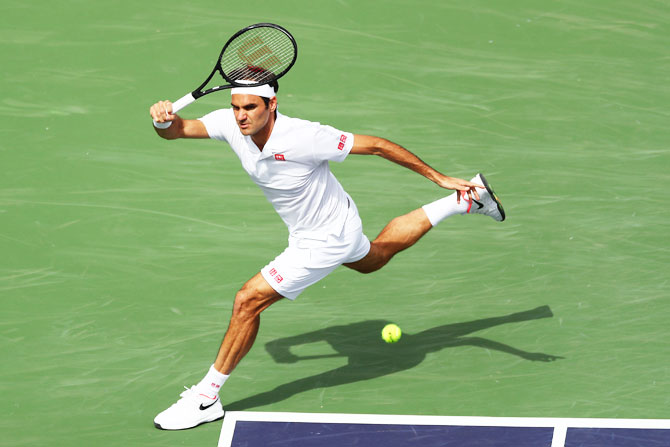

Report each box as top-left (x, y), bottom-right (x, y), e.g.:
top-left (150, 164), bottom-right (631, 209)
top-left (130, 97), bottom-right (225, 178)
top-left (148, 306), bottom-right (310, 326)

top-left (255, 112), bottom-right (285, 159)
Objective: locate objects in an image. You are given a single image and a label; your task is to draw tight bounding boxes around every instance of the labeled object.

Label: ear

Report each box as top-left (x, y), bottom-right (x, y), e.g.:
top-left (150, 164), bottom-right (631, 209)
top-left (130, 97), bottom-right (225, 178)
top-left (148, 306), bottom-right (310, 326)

top-left (269, 96), bottom-right (278, 112)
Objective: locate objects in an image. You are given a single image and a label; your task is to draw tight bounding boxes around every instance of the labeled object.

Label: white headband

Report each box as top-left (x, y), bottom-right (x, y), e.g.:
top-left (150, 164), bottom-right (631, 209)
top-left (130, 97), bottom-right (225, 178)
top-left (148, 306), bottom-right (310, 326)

top-left (230, 81), bottom-right (276, 98)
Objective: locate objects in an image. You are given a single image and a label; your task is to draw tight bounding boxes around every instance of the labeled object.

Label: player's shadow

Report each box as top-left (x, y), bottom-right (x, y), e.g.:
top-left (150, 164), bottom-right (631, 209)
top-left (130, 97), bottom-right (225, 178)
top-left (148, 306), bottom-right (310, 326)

top-left (224, 305), bottom-right (561, 410)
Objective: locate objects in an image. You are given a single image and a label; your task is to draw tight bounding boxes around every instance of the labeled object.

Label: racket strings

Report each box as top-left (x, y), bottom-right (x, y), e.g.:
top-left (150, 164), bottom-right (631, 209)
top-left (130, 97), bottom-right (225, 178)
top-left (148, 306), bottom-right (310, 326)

top-left (222, 26), bottom-right (296, 85)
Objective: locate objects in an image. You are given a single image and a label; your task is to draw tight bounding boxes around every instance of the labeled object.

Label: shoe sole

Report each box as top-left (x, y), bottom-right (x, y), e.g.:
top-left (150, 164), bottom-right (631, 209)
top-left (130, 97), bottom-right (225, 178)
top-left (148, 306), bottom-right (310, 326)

top-left (478, 173), bottom-right (506, 222)
top-left (154, 412), bottom-right (225, 431)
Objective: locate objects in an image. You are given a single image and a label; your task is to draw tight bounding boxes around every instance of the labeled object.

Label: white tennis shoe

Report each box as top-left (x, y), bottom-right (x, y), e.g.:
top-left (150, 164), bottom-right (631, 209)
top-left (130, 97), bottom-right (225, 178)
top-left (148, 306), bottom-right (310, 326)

top-left (154, 386), bottom-right (224, 430)
top-left (466, 173), bottom-right (506, 222)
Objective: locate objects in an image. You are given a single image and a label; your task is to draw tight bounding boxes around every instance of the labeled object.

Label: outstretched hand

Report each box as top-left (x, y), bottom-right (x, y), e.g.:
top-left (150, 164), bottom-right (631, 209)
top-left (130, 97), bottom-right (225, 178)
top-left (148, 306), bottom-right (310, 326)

top-left (433, 175), bottom-right (483, 203)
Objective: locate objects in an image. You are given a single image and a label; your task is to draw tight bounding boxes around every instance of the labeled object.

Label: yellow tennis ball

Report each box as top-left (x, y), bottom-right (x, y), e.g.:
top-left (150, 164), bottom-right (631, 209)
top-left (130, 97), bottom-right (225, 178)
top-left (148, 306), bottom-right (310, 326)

top-left (381, 323), bottom-right (402, 343)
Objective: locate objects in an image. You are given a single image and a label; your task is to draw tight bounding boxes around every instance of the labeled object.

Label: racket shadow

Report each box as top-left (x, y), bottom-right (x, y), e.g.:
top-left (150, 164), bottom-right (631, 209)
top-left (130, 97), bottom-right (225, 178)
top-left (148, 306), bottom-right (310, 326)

top-left (223, 305), bottom-right (562, 411)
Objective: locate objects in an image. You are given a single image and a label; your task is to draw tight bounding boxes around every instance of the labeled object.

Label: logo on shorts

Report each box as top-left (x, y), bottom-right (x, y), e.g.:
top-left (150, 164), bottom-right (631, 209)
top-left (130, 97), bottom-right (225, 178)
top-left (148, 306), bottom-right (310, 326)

top-left (268, 267), bottom-right (283, 283)
top-left (274, 154), bottom-right (285, 161)
top-left (338, 134), bottom-right (347, 150)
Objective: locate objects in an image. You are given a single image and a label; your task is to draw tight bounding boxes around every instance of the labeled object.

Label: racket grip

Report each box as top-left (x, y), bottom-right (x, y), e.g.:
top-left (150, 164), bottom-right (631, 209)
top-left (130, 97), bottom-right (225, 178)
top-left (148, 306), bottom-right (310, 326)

top-left (172, 93), bottom-right (196, 114)
top-left (152, 93), bottom-right (197, 128)
top-left (153, 120), bottom-right (173, 129)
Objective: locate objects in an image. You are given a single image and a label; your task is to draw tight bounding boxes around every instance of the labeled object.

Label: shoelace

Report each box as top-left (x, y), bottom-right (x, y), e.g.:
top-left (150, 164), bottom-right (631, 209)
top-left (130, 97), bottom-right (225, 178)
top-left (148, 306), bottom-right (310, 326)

top-left (177, 386), bottom-right (217, 403)
top-left (167, 386), bottom-right (197, 408)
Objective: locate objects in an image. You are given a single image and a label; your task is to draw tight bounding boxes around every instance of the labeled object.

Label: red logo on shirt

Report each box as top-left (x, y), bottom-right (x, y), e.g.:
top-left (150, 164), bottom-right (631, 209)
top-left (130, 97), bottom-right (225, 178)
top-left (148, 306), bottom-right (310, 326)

top-left (274, 154), bottom-right (285, 161)
top-left (337, 135), bottom-right (347, 150)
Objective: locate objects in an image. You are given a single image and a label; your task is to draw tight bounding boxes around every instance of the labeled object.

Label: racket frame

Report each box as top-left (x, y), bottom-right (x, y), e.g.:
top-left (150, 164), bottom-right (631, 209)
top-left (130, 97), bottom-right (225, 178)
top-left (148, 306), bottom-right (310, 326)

top-left (168, 23), bottom-right (297, 115)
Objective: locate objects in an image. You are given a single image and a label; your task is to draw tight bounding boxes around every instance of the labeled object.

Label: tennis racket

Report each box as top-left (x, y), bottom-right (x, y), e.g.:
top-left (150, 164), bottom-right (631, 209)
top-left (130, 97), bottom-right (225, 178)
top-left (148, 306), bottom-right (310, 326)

top-left (154, 23), bottom-right (298, 128)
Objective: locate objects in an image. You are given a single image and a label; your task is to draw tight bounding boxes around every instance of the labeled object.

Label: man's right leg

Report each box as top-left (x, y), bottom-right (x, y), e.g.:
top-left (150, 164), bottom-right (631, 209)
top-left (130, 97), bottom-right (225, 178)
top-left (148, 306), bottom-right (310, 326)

top-left (154, 273), bottom-right (283, 430)
top-left (214, 273), bottom-right (285, 374)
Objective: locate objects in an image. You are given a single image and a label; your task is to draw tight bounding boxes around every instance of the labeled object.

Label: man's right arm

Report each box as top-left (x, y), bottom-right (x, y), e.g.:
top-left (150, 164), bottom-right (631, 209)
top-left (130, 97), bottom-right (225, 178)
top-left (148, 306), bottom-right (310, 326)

top-left (149, 100), bottom-right (210, 140)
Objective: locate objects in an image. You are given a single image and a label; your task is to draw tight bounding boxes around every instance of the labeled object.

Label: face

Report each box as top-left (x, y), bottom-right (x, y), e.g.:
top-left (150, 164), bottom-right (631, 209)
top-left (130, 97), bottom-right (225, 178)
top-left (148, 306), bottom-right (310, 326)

top-left (231, 94), bottom-right (277, 136)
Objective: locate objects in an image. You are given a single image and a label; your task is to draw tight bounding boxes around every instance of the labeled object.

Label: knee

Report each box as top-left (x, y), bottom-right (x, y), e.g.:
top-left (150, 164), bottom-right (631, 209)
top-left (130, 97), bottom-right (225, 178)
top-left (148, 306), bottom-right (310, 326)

top-left (232, 287), bottom-right (263, 321)
top-left (345, 243), bottom-right (389, 274)
top-left (348, 259), bottom-right (384, 275)
top-left (355, 264), bottom-right (380, 275)
top-left (360, 243), bottom-right (390, 273)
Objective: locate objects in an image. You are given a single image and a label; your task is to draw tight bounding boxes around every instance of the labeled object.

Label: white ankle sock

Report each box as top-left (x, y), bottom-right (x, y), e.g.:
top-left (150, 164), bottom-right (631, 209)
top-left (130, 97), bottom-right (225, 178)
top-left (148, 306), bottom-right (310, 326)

top-left (196, 365), bottom-right (229, 397)
top-left (422, 191), bottom-right (469, 226)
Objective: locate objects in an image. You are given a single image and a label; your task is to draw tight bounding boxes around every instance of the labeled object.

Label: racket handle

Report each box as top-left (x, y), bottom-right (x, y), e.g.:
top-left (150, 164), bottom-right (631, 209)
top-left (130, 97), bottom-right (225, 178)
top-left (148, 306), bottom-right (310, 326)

top-left (172, 93), bottom-right (196, 113)
top-left (153, 120), bottom-right (173, 129)
top-left (152, 93), bottom-right (197, 128)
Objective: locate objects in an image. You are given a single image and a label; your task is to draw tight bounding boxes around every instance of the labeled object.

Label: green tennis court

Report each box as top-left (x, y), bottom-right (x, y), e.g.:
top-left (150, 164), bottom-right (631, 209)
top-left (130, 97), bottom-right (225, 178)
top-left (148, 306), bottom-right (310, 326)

top-left (2, 1), bottom-right (668, 446)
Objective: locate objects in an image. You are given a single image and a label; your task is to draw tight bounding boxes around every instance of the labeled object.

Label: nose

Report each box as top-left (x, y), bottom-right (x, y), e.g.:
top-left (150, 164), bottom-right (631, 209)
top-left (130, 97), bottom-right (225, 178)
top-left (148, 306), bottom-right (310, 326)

top-left (235, 109), bottom-right (247, 122)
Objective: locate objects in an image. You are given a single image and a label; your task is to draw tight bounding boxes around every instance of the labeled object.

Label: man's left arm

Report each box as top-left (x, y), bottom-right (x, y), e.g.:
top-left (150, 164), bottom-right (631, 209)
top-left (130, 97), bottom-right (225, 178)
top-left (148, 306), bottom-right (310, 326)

top-left (350, 134), bottom-right (482, 199)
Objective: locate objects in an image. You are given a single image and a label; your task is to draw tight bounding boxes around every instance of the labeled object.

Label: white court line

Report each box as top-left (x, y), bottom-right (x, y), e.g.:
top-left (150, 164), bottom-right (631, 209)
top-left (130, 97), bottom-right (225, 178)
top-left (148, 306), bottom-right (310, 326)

top-left (551, 424), bottom-right (567, 447)
top-left (218, 411), bottom-right (670, 447)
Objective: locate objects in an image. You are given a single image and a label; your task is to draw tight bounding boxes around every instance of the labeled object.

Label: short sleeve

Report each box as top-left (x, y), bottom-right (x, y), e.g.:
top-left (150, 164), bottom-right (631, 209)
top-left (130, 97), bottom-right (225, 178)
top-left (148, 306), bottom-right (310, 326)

top-left (312, 124), bottom-right (354, 163)
top-left (198, 109), bottom-right (236, 142)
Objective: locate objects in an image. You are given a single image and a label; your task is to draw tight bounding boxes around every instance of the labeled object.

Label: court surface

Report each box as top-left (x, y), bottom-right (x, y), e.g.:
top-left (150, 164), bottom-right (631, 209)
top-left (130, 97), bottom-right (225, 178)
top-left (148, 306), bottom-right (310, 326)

top-left (2, 0), bottom-right (669, 446)
top-left (219, 412), bottom-right (670, 447)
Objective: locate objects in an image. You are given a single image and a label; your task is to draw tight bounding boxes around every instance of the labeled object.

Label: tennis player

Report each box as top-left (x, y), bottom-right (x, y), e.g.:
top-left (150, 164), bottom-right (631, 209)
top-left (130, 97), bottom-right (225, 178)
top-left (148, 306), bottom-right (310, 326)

top-left (148, 80), bottom-right (505, 430)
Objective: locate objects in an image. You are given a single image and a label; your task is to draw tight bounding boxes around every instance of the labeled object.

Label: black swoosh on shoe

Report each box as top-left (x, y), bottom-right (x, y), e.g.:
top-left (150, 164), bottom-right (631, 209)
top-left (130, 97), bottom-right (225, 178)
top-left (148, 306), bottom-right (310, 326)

top-left (199, 398), bottom-right (219, 411)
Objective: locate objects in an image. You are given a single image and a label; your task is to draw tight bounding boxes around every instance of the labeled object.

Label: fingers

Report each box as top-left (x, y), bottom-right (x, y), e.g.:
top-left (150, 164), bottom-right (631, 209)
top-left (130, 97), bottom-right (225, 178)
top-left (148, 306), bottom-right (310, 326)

top-left (457, 189), bottom-right (476, 203)
top-left (454, 182), bottom-right (481, 202)
top-left (149, 100), bottom-right (175, 123)
top-left (458, 179), bottom-right (484, 201)
top-left (437, 176), bottom-right (483, 201)
top-left (469, 185), bottom-right (480, 201)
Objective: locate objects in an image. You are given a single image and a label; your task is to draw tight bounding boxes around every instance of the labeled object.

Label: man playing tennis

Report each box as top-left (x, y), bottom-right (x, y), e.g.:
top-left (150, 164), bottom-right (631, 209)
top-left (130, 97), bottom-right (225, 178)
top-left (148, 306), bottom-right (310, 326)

top-left (148, 79), bottom-right (505, 430)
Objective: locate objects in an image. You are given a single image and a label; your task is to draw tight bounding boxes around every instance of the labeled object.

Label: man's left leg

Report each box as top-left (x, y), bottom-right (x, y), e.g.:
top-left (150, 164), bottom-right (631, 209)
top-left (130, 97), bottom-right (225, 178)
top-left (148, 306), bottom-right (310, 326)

top-left (344, 207), bottom-right (433, 274)
top-left (345, 173), bottom-right (504, 274)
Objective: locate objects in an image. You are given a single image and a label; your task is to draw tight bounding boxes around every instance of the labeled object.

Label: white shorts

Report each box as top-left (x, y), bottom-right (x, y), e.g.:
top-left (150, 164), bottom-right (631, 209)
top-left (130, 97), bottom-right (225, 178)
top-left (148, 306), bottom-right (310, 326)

top-left (260, 202), bottom-right (370, 300)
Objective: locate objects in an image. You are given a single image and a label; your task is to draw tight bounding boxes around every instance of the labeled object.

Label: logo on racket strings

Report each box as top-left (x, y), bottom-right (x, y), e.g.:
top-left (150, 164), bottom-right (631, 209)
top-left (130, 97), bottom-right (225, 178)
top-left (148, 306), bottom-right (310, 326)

top-left (237, 37), bottom-right (281, 71)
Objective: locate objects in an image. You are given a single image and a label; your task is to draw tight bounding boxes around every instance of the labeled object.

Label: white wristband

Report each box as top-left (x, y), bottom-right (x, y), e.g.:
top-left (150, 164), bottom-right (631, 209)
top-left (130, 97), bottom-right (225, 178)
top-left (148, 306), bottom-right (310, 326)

top-left (153, 120), bottom-right (173, 129)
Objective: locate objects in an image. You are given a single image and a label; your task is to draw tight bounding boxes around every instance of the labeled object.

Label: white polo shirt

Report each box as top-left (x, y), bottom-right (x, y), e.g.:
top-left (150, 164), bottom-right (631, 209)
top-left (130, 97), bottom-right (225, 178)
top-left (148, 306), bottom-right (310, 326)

top-left (199, 109), bottom-right (356, 240)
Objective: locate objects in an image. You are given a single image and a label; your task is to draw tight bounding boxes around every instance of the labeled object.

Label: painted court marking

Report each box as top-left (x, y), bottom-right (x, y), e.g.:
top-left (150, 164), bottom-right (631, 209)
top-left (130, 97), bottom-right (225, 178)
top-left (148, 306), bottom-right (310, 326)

top-left (218, 412), bottom-right (670, 447)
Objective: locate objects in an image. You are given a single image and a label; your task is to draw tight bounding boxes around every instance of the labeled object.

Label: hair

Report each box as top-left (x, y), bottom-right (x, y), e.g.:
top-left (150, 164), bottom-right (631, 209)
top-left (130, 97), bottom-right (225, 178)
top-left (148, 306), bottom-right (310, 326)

top-left (262, 80), bottom-right (279, 108)
top-left (227, 66), bottom-right (279, 108)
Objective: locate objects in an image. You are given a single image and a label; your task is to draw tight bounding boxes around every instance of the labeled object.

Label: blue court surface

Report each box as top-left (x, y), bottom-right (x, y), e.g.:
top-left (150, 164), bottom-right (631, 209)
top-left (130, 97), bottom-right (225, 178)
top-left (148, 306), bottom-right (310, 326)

top-left (218, 413), bottom-right (670, 447)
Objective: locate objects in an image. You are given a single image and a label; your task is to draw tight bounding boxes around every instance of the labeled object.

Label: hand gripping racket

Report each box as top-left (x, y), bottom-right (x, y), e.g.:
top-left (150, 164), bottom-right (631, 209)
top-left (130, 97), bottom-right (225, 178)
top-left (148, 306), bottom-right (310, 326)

top-left (154, 23), bottom-right (298, 128)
